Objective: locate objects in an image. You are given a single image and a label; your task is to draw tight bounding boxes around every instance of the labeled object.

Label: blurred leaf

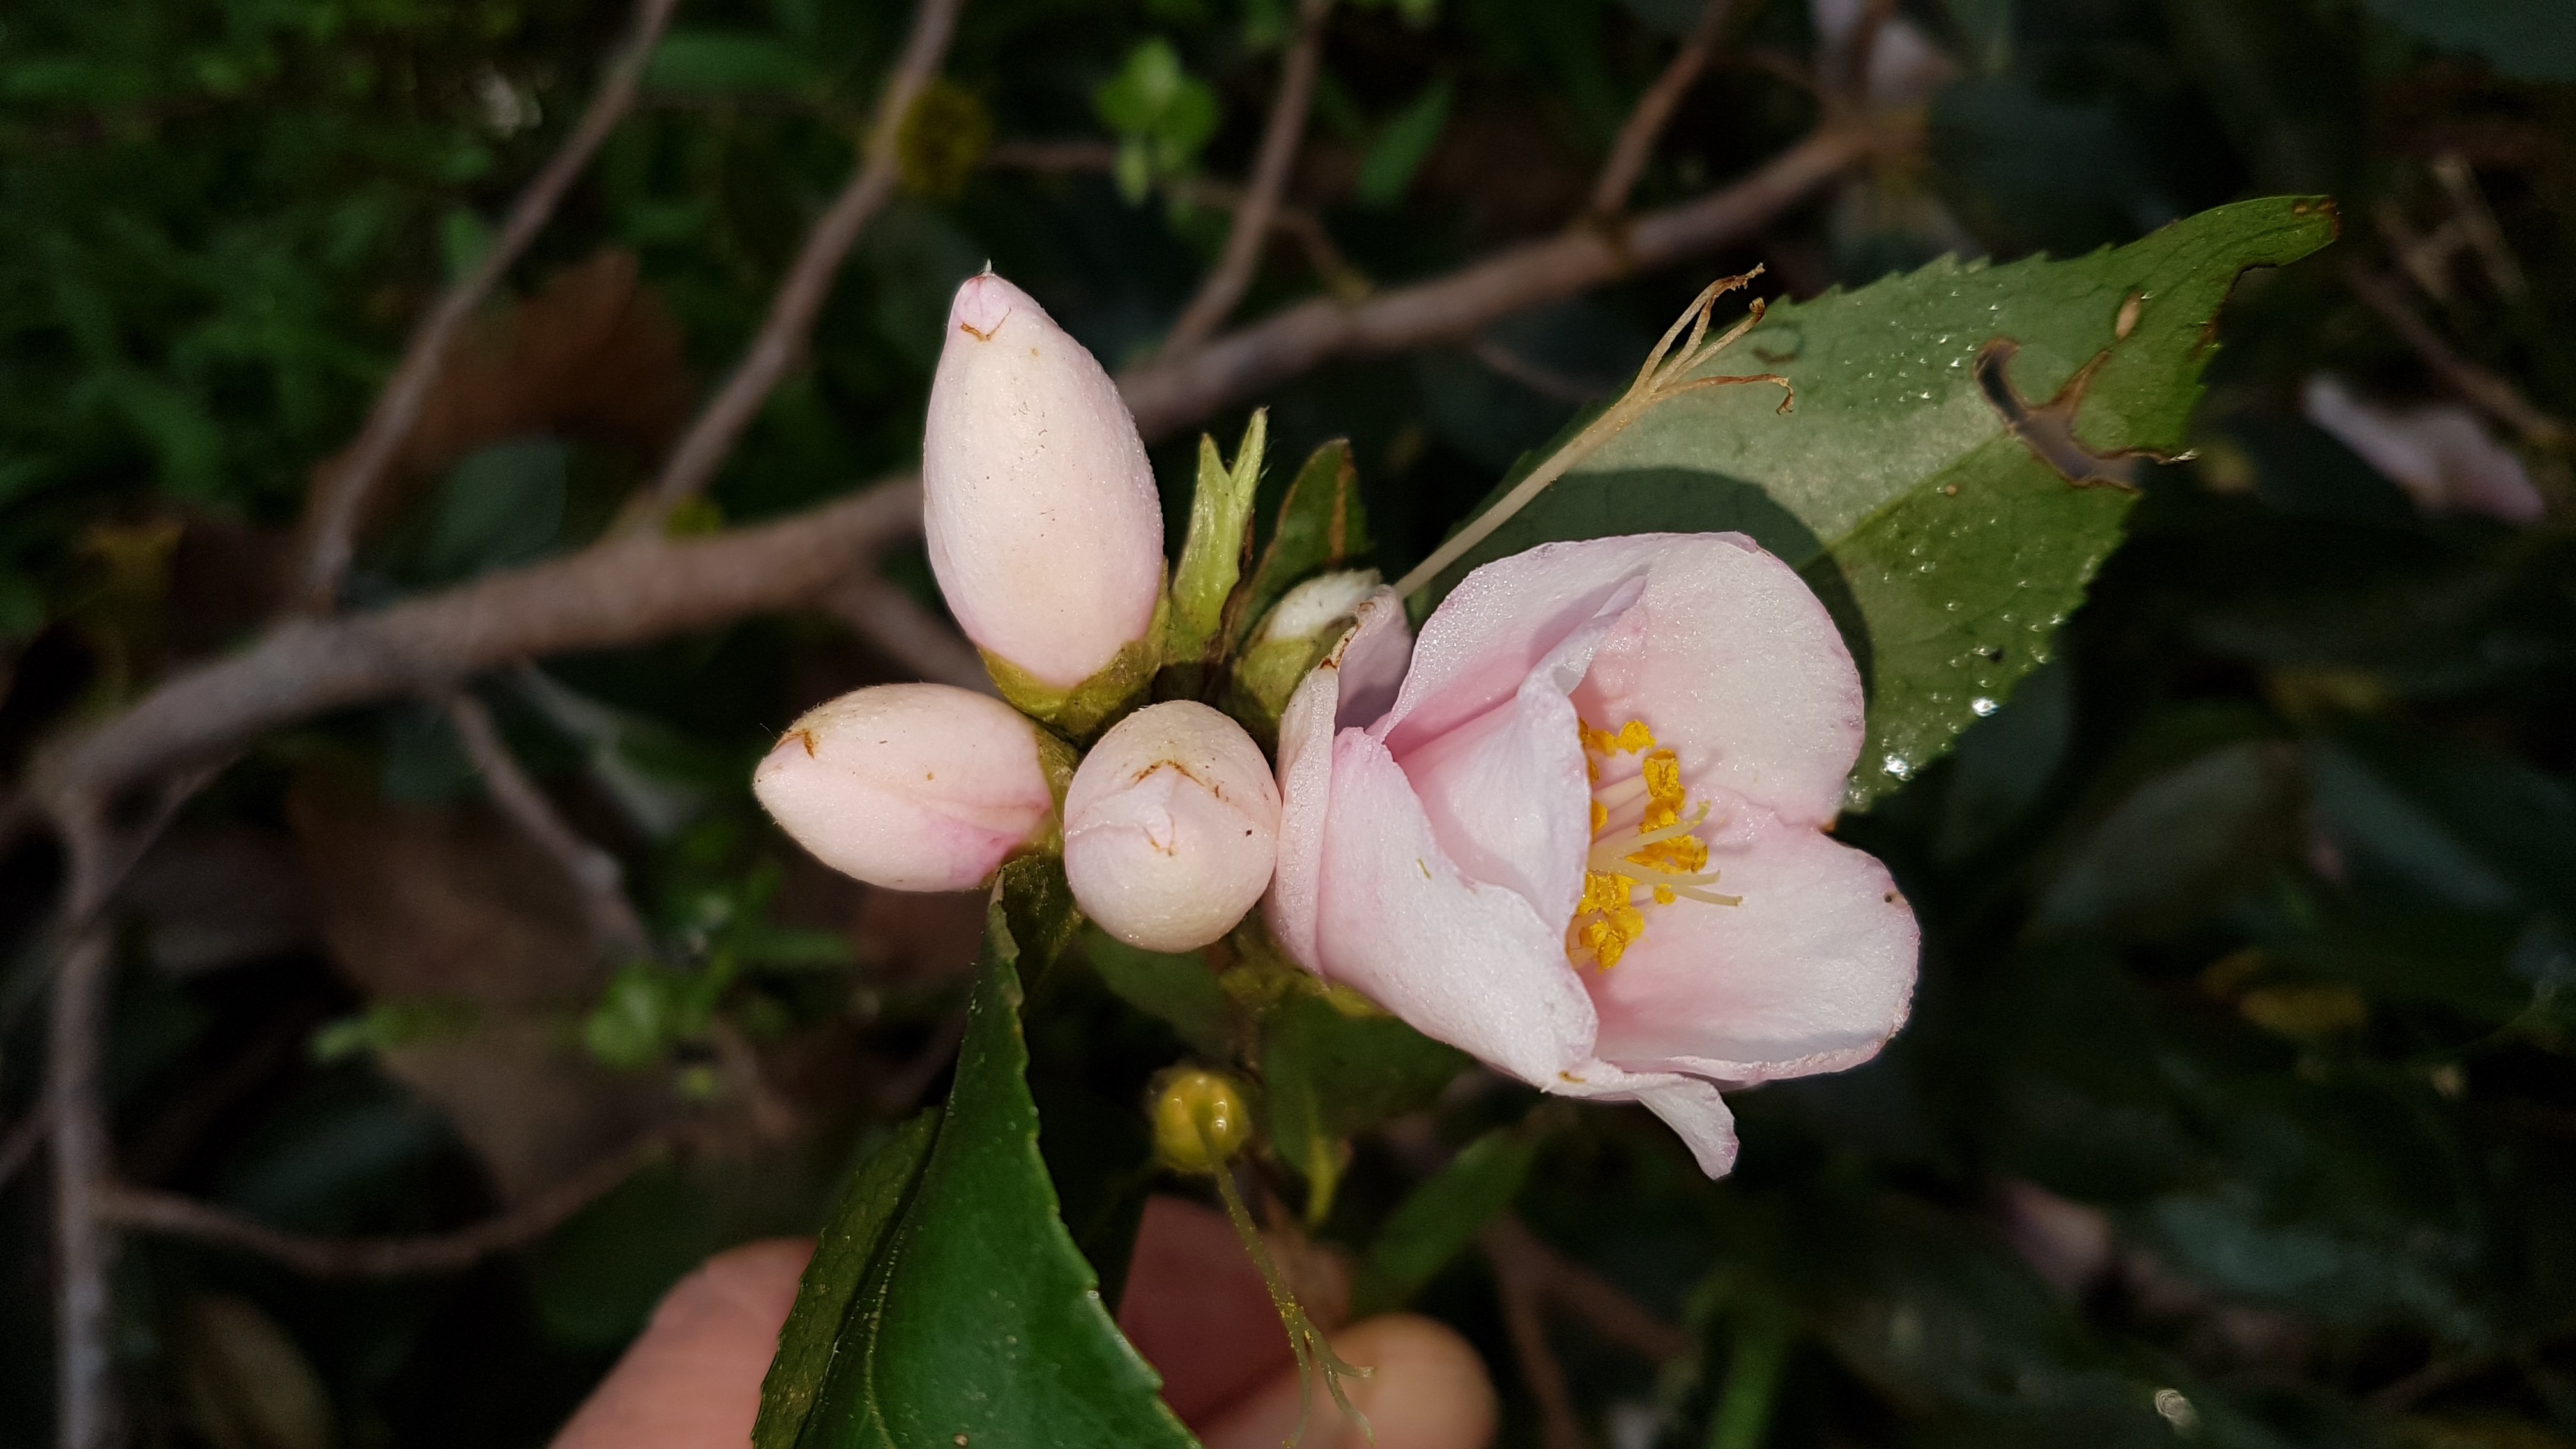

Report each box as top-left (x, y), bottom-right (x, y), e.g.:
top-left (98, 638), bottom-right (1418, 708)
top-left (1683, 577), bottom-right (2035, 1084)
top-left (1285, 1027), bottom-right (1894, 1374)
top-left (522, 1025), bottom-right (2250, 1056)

top-left (1258, 971), bottom-right (1471, 1221)
top-left (1094, 40), bottom-right (1219, 201)
top-left (421, 435), bottom-right (566, 580)
top-left (2033, 738), bottom-right (2303, 939)
top-left (1357, 78), bottom-right (1453, 207)
top-left (1350, 1125), bottom-right (1539, 1316)
top-left (767, 861), bottom-right (1195, 1448)
top-left (180, 1296), bottom-right (335, 1449)
top-left (645, 31), bottom-right (824, 96)
top-left (310, 996), bottom-right (478, 1062)
top-left (2308, 732), bottom-right (2576, 919)
top-left (2358, 0), bottom-right (2576, 82)
top-left (1085, 928), bottom-right (1232, 1058)
top-left (1422, 196), bottom-right (2340, 809)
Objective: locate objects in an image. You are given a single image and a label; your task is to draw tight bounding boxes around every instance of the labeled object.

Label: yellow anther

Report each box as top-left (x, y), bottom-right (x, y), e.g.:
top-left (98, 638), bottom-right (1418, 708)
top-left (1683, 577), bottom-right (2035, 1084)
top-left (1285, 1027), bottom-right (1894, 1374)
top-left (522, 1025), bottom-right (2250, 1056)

top-left (1641, 749), bottom-right (1683, 804)
top-left (1569, 718), bottom-right (1734, 970)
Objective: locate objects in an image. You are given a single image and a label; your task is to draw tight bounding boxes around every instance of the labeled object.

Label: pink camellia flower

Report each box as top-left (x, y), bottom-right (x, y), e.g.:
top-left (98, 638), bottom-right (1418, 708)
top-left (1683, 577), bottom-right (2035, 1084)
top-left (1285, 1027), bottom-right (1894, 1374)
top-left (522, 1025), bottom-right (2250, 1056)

top-left (1268, 533), bottom-right (1919, 1176)
top-left (753, 683), bottom-right (1059, 892)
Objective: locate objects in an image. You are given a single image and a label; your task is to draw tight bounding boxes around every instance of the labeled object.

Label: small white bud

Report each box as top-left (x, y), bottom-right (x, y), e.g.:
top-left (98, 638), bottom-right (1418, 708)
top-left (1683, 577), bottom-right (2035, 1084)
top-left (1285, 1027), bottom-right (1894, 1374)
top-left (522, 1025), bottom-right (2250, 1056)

top-left (923, 271), bottom-right (1166, 690)
top-left (753, 683), bottom-right (1056, 892)
top-left (1064, 702), bottom-right (1280, 951)
top-left (1257, 568), bottom-right (1383, 645)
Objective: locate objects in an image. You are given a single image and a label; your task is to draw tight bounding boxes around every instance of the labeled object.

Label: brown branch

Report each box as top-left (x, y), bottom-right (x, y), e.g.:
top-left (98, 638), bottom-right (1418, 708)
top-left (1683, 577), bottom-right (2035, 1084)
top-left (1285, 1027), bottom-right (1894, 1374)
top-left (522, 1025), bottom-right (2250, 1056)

top-left (1483, 1223), bottom-right (1585, 1449)
top-left (50, 924), bottom-right (115, 1449)
top-left (34, 122), bottom-right (1876, 838)
top-left (1117, 122), bottom-right (1876, 439)
top-left (986, 141), bottom-right (1365, 298)
top-left (2345, 263), bottom-right (2570, 449)
top-left (31, 477), bottom-right (924, 818)
top-left (97, 1133), bottom-right (670, 1278)
top-left (293, 0), bottom-right (682, 611)
top-left (815, 573), bottom-right (994, 694)
top-left (1587, 0), bottom-right (1731, 218)
top-left (635, 0), bottom-right (966, 521)
top-left (1164, 0), bottom-right (1335, 353)
top-left (445, 692), bottom-right (649, 951)
top-left (1483, 1214), bottom-right (1691, 1363)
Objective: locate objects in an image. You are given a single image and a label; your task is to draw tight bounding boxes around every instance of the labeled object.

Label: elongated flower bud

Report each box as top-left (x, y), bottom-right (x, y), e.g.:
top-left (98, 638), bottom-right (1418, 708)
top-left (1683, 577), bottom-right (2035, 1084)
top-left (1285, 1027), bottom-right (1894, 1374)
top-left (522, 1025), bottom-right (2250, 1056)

top-left (1064, 702), bottom-right (1279, 951)
top-left (923, 271), bottom-right (1165, 692)
top-left (753, 683), bottom-right (1061, 892)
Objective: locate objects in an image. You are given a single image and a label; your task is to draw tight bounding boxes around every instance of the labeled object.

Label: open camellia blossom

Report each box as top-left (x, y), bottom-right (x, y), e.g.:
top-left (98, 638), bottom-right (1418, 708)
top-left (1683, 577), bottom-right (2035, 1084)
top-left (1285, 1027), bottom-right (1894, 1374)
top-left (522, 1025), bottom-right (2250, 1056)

top-left (1269, 533), bottom-right (1919, 1176)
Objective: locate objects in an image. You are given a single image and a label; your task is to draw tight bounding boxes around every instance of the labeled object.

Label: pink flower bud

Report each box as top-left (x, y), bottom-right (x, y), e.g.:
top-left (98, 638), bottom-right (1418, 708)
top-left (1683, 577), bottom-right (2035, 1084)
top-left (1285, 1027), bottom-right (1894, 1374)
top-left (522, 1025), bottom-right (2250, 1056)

top-left (923, 272), bottom-right (1166, 690)
top-left (753, 683), bottom-right (1057, 892)
top-left (1064, 702), bottom-right (1280, 952)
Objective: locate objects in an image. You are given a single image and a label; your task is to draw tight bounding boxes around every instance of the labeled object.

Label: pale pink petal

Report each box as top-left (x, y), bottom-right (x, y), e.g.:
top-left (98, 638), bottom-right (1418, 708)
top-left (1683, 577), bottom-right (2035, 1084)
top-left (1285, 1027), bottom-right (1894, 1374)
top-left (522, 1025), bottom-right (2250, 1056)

top-left (1390, 606), bottom-right (1618, 926)
top-left (1544, 1059), bottom-right (1739, 1177)
top-left (1268, 590), bottom-right (1411, 970)
top-left (1588, 807), bottom-right (1916, 1083)
top-left (1567, 535), bottom-right (1862, 827)
top-left (1380, 542), bottom-right (1658, 753)
top-left (1312, 729), bottom-right (1597, 1087)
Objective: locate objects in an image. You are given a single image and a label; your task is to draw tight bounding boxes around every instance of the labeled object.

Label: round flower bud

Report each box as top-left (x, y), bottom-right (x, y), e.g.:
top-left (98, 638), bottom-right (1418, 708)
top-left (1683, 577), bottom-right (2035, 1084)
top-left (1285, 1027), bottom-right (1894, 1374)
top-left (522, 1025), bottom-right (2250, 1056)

top-left (1255, 568), bottom-right (1381, 647)
top-left (753, 683), bottom-right (1059, 892)
top-left (923, 270), bottom-right (1165, 691)
top-left (1151, 1068), bottom-right (1253, 1174)
top-left (1064, 701), bottom-right (1280, 952)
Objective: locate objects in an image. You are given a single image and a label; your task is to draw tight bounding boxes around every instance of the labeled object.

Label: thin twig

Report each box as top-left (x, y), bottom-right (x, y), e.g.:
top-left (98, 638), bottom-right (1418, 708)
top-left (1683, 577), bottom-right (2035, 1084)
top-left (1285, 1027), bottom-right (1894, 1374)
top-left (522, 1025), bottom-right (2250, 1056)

top-left (1588, 0), bottom-right (1730, 218)
top-left (2345, 262), bottom-right (2570, 449)
top-left (96, 1133), bottom-right (672, 1278)
top-left (50, 924), bottom-right (114, 1449)
top-left (1117, 123), bottom-right (1874, 437)
top-left (986, 141), bottom-right (1363, 296)
top-left (1483, 1224), bottom-right (1586, 1449)
top-left (293, 0), bottom-right (682, 611)
top-left (445, 692), bottom-right (649, 952)
top-left (0, 1096), bottom-right (47, 1198)
top-left (34, 122), bottom-right (1876, 825)
top-left (635, 0), bottom-right (966, 521)
top-left (1485, 1215), bottom-right (1692, 1362)
top-left (31, 476), bottom-right (925, 816)
top-left (814, 572), bottom-right (995, 693)
top-left (1163, 0), bottom-right (1335, 353)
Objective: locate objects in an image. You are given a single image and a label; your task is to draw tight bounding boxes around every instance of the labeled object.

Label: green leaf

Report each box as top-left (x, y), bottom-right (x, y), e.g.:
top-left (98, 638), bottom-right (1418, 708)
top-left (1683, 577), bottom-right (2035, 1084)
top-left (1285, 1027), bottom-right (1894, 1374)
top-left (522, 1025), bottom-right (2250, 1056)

top-left (645, 31), bottom-right (824, 96)
top-left (1259, 972), bottom-right (1471, 1222)
top-left (1167, 410), bottom-right (1266, 670)
top-left (1357, 78), bottom-right (1453, 207)
top-left (1085, 928), bottom-right (1234, 1058)
top-left (1350, 1125), bottom-right (1540, 1316)
top-left (1094, 40), bottom-right (1220, 192)
top-left (1232, 438), bottom-right (1370, 650)
top-left (767, 863), bottom-right (1196, 1449)
top-left (1418, 195), bottom-right (2340, 810)
top-left (753, 1114), bottom-right (939, 1449)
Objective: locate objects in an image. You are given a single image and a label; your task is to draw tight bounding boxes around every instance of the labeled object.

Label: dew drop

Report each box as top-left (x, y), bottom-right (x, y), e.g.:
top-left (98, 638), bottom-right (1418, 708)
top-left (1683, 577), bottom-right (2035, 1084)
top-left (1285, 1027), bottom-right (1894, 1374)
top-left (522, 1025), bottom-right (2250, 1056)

top-left (1881, 755), bottom-right (1913, 779)
top-left (1971, 697), bottom-right (1998, 716)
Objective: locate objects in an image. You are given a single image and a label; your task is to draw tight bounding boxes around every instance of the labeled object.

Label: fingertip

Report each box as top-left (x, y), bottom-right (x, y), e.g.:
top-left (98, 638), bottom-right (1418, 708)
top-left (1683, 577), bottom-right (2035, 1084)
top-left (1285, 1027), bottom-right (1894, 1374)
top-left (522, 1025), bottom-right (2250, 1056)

top-left (549, 1237), bottom-right (816, 1449)
top-left (1199, 1314), bottom-right (1498, 1449)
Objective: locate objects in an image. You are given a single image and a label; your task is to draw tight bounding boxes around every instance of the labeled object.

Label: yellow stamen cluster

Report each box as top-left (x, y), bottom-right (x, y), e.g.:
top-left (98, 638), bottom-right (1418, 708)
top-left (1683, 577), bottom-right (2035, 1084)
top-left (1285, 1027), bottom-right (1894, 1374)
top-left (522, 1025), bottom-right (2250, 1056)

top-left (1568, 716), bottom-right (1739, 970)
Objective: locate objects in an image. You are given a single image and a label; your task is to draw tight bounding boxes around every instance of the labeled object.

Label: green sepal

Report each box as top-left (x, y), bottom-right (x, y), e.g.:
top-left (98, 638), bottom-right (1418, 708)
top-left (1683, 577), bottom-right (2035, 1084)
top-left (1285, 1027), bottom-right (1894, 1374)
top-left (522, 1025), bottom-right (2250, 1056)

top-left (1225, 629), bottom-right (1338, 749)
top-left (1164, 410), bottom-right (1267, 677)
top-left (983, 591), bottom-right (1168, 742)
top-left (1227, 437), bottom-right (1369, 653)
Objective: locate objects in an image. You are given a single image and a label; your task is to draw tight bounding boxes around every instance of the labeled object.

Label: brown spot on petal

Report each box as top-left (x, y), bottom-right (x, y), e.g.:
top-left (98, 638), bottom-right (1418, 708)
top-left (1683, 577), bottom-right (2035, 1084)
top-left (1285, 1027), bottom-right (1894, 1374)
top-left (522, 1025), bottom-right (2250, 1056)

top-left (791, 729), bottom-right (817, 757)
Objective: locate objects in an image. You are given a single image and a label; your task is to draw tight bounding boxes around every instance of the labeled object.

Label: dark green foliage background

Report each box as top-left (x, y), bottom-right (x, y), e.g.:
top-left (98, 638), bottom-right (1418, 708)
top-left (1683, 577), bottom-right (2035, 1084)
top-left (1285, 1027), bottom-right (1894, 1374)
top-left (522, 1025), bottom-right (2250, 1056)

top-left (4, 0), bottom-right (2575, 1446)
